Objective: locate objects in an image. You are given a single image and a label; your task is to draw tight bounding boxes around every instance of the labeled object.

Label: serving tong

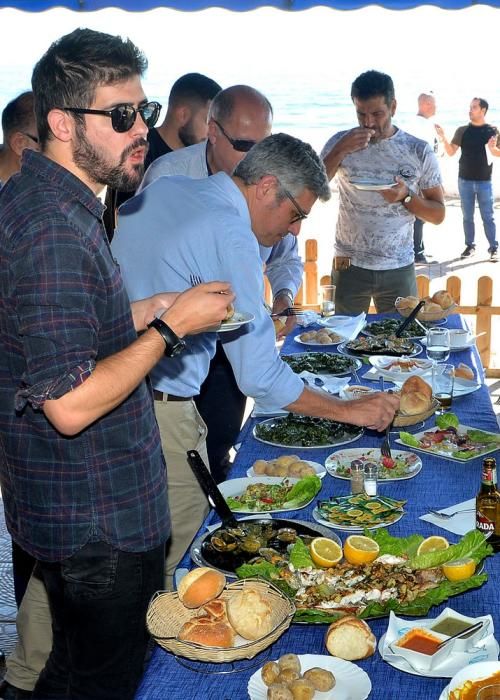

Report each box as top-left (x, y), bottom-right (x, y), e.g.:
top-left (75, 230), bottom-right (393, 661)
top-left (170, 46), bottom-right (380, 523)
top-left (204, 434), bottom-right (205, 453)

top-left (394, 300), bottom-right (426, 338)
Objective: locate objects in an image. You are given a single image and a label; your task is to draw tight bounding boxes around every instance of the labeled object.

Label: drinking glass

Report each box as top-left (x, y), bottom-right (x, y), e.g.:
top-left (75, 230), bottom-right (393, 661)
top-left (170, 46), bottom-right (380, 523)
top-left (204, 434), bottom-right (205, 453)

top-left (477, 685), bottom-right (500, 699)
top-left (320, 284), bottom-right (336, 317)
top-left (426, 326), bottom-right (450, 363)
top-left (432, 363), bottom-right (455, 414)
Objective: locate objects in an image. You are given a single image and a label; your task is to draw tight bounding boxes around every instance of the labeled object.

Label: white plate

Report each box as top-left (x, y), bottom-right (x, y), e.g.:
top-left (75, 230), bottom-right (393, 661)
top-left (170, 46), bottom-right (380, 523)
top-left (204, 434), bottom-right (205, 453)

top-left (340, 385), bottom-right (378, 400)
top-left (312, 505), bottom-right (404, 532)
top-left (295, 332), bottom-right (346, 347)
top-left (338, 340), bottom-right (423, 358)
top-left (379, 631), bottom-right (499, 679)
top-left (246, 460), bottom-right (326, 479)
top-left (253, 417), bottom-right (363, 450)
top-left (369, 355), bottom-right (433, 379)
top-left (350, 179), bottom-right (398, 191)
top-left (211, 476), bottom-right (320, 513)
top-left (440, 660), bottom-right (500, 698)
top-left (396, 424), bottom-right (500, 463)
top-left (217, 311), bottom-right (254, 332)
top-left (452, 377), bottom-right (482, 397)
top-left (317, 315), bottom-right (353, 328)
top-left (247, 654), bottom-right (372, 700)
top-left (325, 448), bottom-right (422, 482)
top-left (422, 337), bottom-right (475, 353)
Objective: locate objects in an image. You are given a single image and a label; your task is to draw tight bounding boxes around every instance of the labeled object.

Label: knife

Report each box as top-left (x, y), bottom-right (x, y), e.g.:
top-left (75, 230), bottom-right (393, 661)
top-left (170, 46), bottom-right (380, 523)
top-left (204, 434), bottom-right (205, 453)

top-left (395, 300), bottom-right (426, 338)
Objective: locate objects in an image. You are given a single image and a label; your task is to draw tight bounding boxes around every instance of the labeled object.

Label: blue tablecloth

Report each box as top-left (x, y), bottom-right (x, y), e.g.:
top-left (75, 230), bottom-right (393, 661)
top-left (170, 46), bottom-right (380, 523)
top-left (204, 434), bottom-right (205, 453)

top-left (135, 314), bottom-right (499, 700)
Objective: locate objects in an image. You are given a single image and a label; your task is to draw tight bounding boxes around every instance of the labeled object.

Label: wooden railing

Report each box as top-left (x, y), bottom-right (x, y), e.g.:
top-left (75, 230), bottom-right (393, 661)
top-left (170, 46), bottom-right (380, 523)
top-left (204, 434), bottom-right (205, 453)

top-left (264, 239), bottom-right (499, 376)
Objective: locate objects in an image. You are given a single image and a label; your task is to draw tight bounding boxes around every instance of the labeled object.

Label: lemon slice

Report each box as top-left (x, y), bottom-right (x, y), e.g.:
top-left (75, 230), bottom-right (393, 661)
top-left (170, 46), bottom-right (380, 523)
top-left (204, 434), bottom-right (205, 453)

top-left (343, 535), bottom-right (380, 565)
top-left (347, 508), bottom-right (363, 518)
top-left (310, 537), bottom-right (343, 568)
top-left (416, 535), bottom-right (449, 556)
top-left (442, 557), bottom-right (476, 582)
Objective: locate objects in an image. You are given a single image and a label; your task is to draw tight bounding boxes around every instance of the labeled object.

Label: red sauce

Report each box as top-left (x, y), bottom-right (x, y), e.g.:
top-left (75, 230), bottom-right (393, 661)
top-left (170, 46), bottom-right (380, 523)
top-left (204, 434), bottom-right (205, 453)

top-left (397, 629), bottom-right (442, 656)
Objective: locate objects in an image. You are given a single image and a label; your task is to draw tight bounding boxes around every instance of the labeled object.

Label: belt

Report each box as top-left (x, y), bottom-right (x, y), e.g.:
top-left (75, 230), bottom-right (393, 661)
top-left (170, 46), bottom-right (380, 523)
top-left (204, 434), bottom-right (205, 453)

top-left (153, 390), bottom-right (192, 402)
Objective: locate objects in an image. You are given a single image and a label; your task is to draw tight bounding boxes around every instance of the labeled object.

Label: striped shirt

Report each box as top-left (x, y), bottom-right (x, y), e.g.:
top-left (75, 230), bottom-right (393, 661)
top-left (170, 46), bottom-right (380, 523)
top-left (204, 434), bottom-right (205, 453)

top-left (0, 150), bottom-right (169, 561)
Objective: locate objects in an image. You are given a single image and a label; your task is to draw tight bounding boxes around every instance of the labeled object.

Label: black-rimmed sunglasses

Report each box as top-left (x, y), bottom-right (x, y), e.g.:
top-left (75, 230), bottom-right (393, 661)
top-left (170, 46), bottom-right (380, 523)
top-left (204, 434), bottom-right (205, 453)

top-left (212, 118), bottom-right (257, 153)
top-left (60, 101), bottom-right (162, 133)
top-left (281, 186), bottom-right (308, 224)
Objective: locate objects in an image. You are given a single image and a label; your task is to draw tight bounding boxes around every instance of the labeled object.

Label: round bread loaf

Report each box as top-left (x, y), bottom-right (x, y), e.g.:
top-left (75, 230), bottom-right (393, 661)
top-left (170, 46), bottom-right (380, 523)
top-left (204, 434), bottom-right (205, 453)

top-left (397, 295), bottom-right (420, 310)
top-left (325, 616), bottom-right (376, 660)
top-left (401, 375), bottom-right (432, 400)
top-left (422, 301), bottom-right (442, 315)
top-left (455, 362), bottom-right (474, 380)
top-left (226, 587), bottom-right (274, 641)
top-left (432, 290), bottom-right (454, 309)
top-left (177, 568), bottom-right (226, 609)
top-left (177, 619), bottom-right (234, 648)
top-left (399, 391), bottom-right (430, 416)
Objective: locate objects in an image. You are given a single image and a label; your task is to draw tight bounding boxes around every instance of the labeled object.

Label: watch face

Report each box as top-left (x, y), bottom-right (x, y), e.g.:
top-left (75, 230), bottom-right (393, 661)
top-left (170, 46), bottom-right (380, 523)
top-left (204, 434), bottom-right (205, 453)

top-left (169, 340), bottom-right (186, 357)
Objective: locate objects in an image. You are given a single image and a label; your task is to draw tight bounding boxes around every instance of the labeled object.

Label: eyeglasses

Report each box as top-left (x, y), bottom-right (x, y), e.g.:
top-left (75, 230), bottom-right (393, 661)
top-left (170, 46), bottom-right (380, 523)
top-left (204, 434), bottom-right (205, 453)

top-left (212, 119), bottom-right (257, 153)
top-left (60, 101), bottom-right (162, 133)
top-left (281, 186), bottom-right (308, 224)
top-left (22, 133), bottom-right (39, 144)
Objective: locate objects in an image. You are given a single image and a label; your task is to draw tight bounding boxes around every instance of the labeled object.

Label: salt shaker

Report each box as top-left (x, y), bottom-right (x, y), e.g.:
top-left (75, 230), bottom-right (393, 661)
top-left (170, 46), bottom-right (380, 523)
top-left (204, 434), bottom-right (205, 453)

top-left (364, 462), bottom-right (378, 497)
top-left (350, 459), bottom-right (364, 495)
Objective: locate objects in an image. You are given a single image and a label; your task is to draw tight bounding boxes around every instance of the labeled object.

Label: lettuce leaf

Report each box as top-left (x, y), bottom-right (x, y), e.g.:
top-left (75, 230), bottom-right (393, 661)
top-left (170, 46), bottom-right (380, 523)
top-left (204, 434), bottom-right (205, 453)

top-left (435, 413), bottom-right (459, 429)
top-left (409, 529), bottom-right (493, 569)
top-left (369, 528), bottom-right (423, 559)
top-left (289, 537), bottom-right (314, 569)
top-left (399, 431), bottom-right (421, 448)
top-left (467, 429), bottom-right (500, 444)
top-left (283, 475), bottom-right (322, 508)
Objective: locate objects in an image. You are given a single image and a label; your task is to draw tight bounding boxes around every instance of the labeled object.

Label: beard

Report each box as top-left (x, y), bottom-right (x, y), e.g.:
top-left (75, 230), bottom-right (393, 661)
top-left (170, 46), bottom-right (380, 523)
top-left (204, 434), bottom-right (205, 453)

top-left (178, 120), bottom-right (199, 148)
top-left (72, 123), bottom-right (148, 191)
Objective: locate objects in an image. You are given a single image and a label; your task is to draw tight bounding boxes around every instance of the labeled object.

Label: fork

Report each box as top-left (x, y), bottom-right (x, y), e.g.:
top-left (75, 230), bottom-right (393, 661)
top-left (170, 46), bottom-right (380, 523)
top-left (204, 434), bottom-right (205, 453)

top-left (189, 273), bottom-right (203, 287)
top-left (428, 508), bottom-right (476, 519)
top-left (270, 307), bottom-right (305, 318)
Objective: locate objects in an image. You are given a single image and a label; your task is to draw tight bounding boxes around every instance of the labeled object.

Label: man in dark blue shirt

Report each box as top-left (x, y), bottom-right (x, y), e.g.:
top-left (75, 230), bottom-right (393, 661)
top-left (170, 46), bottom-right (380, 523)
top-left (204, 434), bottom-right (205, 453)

top-left (0, 28), bottom-right (232, 700)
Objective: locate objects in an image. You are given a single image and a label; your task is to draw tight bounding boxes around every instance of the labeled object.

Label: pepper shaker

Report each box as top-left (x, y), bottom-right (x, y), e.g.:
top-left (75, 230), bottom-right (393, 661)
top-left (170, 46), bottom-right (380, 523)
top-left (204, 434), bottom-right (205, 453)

top-left (350, 459), bottom-right (364, 495)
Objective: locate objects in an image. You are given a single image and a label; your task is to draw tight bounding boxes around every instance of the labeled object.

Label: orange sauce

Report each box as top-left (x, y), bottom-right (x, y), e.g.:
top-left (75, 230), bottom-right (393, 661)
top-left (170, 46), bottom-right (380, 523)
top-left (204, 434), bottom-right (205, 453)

top-left (451, 670), bottom-right (500, 699)
top-left (396, 628), bottom-right (442, 656)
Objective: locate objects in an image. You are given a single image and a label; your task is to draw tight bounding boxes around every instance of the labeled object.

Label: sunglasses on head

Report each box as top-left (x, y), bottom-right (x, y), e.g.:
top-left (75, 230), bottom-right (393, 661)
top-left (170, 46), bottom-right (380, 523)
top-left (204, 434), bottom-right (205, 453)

top-left (212, 118), bottom-right (257, 153)
top-left (60, 101), bottom-right (162, 133)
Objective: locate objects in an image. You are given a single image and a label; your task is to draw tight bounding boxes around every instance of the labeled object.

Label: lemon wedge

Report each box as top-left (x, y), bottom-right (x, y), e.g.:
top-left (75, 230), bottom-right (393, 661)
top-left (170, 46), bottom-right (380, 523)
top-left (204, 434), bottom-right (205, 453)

top-left (416, 535), bottom-right (449, 556)
top-left (442, 557), bottom-right (476, 582)
top-left (310, 537), bottom-right (343, 568)
top-left (343, 535), bottom-right (380, 565)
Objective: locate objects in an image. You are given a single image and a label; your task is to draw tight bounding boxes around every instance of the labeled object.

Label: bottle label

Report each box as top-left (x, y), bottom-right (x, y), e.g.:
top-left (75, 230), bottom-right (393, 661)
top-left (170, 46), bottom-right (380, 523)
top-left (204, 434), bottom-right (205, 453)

top-left (481, 465), bottom-right (497, 485)
top-left (476, 510), bottom-right (494, 537)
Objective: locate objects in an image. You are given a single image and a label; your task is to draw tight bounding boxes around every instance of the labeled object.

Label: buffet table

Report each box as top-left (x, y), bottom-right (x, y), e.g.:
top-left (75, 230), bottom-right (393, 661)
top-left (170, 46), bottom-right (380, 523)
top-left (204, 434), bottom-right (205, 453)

top-left (135, 313), bottom-right (499, 700)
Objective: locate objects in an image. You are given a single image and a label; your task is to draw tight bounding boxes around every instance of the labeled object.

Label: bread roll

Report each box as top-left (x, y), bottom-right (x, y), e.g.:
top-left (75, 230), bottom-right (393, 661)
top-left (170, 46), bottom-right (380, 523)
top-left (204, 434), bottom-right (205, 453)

top-left (177, 568), bottom-right (226, 609)
top-left (277, 653), bottom-right (301, 674)
top-left (177, 619), bottom-right (234, 648)
top-left (267, 684), bottom-right (293, 700)
top-left (261, 661), bottom-right (280, 687)
top-left (303, 667), bottom-right (336, 691)
top-left (422, 301), bottom-right (442, 315)
top-left (401, 375), bottom-right (432, 400)
top-left (397, 295), bottom-right (420, 310)
top-left (399, 391), bottom-right (430, 416)
top-left (288, 678), bottom-right (315, 700)
top-left (455, 362), bottom-right (474, 380)
top-left (253, 459), bottom-right (268, 475)
top-left (325, 616), bottom-right (376, 660)
top-left (201, 599), bottom-right (227, 621)
top-left (226, 587), bottom-right (274, 640)
top-left (432, 290), bottom-right (453, 309)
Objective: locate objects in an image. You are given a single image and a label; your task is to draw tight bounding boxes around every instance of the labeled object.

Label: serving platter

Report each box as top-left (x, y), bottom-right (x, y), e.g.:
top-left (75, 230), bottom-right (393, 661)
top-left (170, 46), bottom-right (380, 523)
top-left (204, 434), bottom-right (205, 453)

top-left (212, 476), bottom-right (321, 514)
top-left (282, 352), bottom-right (363, 377)
top-left (246, 460), bottom-right (326, 479)
top-left (325, 448), bottom-right (422, 481)
top-left (362, 318), bottom-right (426, 339)
top-left (396, 424), bottom-right (500, 462)
top-left (338, 338), bottom-right (423, 358)
top-left (313, 494), bottom-right (406, 531)
top-left (253, 415), bottom-right (363, 449)
top-left (248, 654), bottom-right (372, 700)
top-left (217, 311), bottom-right (254, 333)
top-left (369, 355), bottom-right (433, 379)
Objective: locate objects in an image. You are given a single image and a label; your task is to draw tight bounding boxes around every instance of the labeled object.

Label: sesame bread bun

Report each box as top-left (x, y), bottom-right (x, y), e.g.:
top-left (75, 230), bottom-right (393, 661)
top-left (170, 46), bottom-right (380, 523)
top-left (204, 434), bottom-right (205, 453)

top-left (177, 568), bottom-right (226, 609)
top-left (325, 616), bottom-right (376, 661)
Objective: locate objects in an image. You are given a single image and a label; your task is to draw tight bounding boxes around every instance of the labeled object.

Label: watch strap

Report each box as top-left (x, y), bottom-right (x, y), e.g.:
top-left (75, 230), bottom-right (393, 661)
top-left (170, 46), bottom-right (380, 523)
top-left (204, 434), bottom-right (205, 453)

top-left (273, 288), bottom-right (295, 306)
top-left (147, 317), bottom-right (186, 357)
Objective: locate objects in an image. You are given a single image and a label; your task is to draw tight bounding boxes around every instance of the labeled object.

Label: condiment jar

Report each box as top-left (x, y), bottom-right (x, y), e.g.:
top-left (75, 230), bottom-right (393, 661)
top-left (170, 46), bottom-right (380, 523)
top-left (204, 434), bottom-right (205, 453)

top-left (364, 462), bottom-right (378, 497)
top-left (350, 459), bottom-right (364, 495)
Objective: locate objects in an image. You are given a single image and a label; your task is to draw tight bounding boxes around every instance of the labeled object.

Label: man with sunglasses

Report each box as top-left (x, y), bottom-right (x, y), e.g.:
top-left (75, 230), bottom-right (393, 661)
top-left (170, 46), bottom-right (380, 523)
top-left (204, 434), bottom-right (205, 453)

top-left (0, 91), bottom-right (39, 187)
top-left (138, 85), bottom-right (304, 483)
top-left (0, 28), bottom-right (233, 700)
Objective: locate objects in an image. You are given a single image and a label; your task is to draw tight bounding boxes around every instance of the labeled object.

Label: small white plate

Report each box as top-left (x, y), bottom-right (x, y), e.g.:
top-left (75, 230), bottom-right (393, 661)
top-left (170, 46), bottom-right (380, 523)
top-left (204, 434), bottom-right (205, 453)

top-left (248, 654), bottom-right (372, 700)
top-left (312, 505), bottom-right (404, 532)
top-left (295, 332), bottom-right (346, 347)
top-left (380, 631), bottom-right (499, 679)
top-left (217, 311), bottom-right (254, 333)
top-left (212, 476), bottom-right (320, 513)
top-left (452, 377), bottom-right (482, 397)
top-left (246, 460), bottom-right (326, 479)
top-left (422, 337), bottom-right (475, 353)
top-left (369, 355), bottom-right (433, 379)
top-left (317, 315), bottom-right (353, 328)
top-left (325, 448), bottom-right (422, 482)
top-left (350, 179), bottom-right (398, 191)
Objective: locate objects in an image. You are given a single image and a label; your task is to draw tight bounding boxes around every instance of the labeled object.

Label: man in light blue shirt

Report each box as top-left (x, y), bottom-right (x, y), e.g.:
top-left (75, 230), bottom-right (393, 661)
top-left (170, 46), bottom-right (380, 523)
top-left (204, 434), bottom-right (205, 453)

top-left (113, 133), bottom-right (400, 586)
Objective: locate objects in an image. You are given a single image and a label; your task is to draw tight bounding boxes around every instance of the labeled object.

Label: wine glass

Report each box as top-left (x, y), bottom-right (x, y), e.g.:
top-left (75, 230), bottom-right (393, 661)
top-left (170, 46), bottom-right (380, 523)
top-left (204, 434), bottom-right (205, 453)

top-left (426, 327), bottom-right (450, 363)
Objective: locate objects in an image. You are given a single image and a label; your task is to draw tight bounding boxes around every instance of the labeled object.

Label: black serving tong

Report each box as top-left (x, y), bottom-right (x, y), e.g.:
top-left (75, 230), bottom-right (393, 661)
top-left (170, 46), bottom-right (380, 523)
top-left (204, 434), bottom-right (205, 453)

top-left (394, 300), bottom-right (426, 338)
top-left (187, 450), bottom-right (239, 529)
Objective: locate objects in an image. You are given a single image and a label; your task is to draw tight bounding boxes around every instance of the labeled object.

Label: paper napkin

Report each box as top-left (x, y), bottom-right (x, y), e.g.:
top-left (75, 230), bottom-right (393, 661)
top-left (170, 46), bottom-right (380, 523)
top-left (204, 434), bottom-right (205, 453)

top-left (419, 498), bottom-right (476, 536)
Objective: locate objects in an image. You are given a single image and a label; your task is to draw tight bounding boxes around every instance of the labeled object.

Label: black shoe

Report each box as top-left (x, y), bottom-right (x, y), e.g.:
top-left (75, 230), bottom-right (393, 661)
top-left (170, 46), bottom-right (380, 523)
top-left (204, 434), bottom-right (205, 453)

top-left (0, 680), bottom-right (32, 700)
top-left (461, 245), bottom-right (476, 258)
top-left (489, 247), bottom-right (498, 261)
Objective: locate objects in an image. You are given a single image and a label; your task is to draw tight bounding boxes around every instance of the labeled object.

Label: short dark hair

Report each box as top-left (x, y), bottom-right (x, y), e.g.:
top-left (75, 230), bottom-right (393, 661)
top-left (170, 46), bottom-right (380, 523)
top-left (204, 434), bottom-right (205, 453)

top-left (351, 70), bottom-right (395, 107)
top-left (2, 91), bottom-right (35, 138)
top-left (31, 28), bottom-right (148, 146)
top-left (474, 97), bottom-right (489, 113)
top-left (168, 73), bottom-right (221, 109)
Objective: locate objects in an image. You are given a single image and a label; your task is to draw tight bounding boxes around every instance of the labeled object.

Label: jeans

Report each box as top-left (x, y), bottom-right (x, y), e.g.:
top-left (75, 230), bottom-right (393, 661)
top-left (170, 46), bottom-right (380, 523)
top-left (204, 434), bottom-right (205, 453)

top-left (32, 541), bottom-right (165, 700)
top-left (458, 177), bottom-right (497, 249)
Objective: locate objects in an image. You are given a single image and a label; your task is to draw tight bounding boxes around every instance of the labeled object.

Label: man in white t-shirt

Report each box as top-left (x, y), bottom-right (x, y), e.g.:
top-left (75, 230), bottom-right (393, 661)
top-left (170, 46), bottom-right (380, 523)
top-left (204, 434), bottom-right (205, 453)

top-left (321, 71), bottom-right (445, 315)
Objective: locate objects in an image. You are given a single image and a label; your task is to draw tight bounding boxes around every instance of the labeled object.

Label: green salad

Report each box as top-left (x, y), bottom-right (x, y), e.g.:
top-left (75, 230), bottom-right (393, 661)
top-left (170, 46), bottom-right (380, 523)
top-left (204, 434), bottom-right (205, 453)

top-left (225, 475), bottom-right (321, 512)
top-left (282, 352), bottom-right (357, 375)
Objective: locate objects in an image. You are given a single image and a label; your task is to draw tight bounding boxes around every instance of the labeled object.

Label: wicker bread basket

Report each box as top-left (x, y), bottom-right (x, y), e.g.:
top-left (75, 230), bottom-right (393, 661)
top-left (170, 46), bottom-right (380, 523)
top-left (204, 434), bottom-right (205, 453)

top-left (393, 397), bottom-right (440, 427)
top-left (395, 297), bottom-right (457, 322)
top-left (146, 578), bottom-right (295, 663)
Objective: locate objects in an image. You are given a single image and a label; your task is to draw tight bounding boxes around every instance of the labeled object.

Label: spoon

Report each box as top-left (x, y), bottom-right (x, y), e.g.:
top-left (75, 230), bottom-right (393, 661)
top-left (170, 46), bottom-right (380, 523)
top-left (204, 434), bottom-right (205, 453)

top-left (435, 620), bottom-right (483, 650)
